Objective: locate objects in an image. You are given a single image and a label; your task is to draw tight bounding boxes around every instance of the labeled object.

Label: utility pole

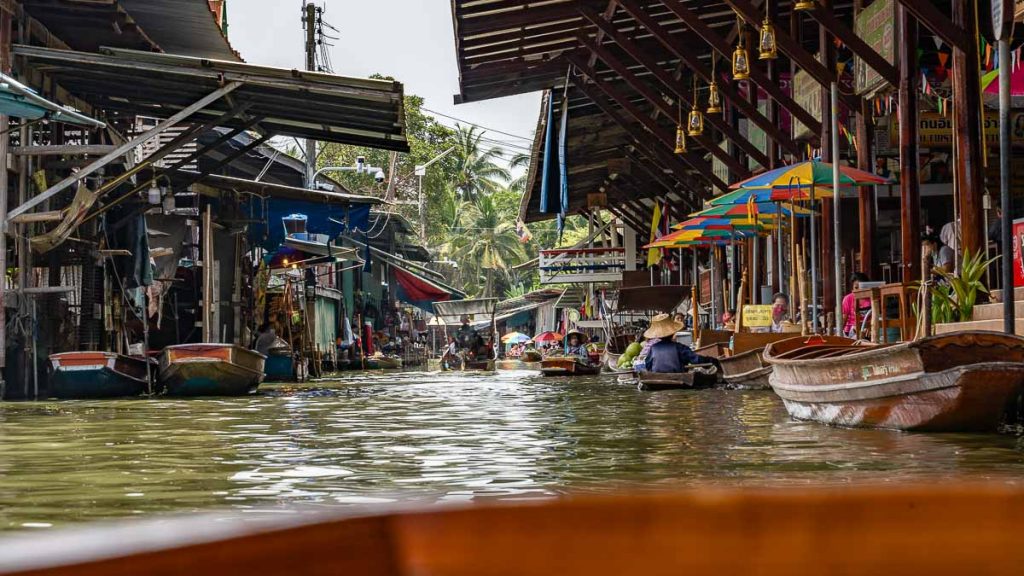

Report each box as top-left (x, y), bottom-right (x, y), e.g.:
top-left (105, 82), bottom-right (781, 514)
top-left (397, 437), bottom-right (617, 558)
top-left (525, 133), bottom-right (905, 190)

top-left (303, 2), bottom-right (317, 187)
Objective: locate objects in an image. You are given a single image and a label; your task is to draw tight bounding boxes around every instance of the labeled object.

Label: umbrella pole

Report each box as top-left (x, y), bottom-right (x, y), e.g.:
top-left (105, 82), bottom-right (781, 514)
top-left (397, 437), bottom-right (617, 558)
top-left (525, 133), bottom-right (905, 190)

top-left (711, 246), bottom-right (718, 329)
top-left (692, 247), bottom-right (700, 342)
top-left (752, 234), bottom-right (760, 305)
top-left (831, 82), bottom-right (843, 336)
top-left (810, 182), bottom-right (819, 334)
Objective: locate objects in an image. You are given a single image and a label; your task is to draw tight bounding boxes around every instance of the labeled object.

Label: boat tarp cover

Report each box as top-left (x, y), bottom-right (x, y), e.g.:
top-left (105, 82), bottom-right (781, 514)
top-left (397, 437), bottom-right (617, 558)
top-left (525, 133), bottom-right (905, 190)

top-left (256, 203), bottom-right (370, 252)
top-left (395, 267), bottom-right (462, 313)
top-left (616, 285), bottom-right (690, 313)
top-left (432, 298), bottom-right (498, 319)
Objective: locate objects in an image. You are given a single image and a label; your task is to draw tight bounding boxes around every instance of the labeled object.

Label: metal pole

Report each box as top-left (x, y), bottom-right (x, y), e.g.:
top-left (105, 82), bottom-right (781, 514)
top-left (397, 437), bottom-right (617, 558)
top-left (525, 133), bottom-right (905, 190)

top-left (831, 82), bottom-right (843, 335)
top-left (710, 247), bottom-right (718, 329)
top-left (752, 235), bottom-right (760, 304)
top-left (776, 202), bottom-right (784, 297)
top-left (810, 183), bottom-right (819, 334)
top-left (417, 173), bottom-right (425, 242)
top-left (1000, 38), bottom-right (1015, 334)
top-left (678, 247), bottom-right (683, 286)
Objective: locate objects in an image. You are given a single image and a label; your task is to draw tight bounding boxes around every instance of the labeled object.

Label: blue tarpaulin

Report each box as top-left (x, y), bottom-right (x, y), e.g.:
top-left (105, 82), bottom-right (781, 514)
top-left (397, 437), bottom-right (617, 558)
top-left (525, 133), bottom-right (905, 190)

top-left (538, 92), bottom-right (560, 215)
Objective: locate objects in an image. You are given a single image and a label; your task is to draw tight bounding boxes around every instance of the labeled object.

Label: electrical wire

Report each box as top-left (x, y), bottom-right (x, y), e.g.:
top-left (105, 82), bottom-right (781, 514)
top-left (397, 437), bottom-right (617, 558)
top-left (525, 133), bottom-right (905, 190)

top-left (420, 107), bottom-right (534, 141)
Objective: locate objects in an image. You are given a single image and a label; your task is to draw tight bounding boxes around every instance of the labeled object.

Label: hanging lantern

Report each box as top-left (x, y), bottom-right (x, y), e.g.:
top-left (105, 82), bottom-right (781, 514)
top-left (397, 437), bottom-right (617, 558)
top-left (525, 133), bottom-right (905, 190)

top-left (687, 103), bottom-right (704, 137)
top-left (674, 125), bottom-right (687, 154)
top-left (793, 0), bottom-right (816, 10)
top-left (759, 19), bottom-right (778, 60)
top-left (732, 16), bottom-right (750, 81)
top-left (732, 42), bottom-right (750, 80)
top-left (706, 80), bottom-right (722, 114)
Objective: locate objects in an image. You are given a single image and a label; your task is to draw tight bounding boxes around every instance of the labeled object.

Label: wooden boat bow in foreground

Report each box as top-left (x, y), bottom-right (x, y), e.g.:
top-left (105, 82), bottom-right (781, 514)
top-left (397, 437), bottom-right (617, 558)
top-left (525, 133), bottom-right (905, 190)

top-left (765, 331), bottom-right (1024, 431)
top-left (5, 484), bottom-right (1024, 575)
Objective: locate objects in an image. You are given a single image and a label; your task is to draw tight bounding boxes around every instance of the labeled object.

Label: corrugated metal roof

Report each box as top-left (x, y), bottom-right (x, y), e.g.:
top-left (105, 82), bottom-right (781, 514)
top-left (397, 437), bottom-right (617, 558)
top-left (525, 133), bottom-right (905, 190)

top-left (119, 0), bottom-right (241, 61)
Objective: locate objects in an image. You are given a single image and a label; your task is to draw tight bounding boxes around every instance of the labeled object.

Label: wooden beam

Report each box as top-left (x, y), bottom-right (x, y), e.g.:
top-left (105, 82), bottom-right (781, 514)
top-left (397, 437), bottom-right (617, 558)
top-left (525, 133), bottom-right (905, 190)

top-left (569, 70), bottom-right (713, 201)
top-left (722, 0), bottom-right (861, 111)
top-left (6, 81), bottom-right (242, 223)
top-left (805, 5), bottom-right (899, 88)
top-left (567, 53), bottom-right (728, 193)
top-left (893, 0), bottom-right (968, 51)
top-left (578, 5), bottom-right (787, 163)
top-left (576, 33), bottom-right (754, 176)
top-left (819, 0), bottom-right (836, 315)
top-left (11, 144), bottom-right (116, 156)
top-left (951, 0), bottom-right (984, 257)
top-left (653, 0), bottom-right (821, 136)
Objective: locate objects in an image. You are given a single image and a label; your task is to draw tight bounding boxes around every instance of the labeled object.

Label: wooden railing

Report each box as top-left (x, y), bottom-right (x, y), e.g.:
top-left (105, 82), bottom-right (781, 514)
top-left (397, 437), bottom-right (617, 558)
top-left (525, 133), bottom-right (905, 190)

top-left (538, 247), bottom-right (626, 285)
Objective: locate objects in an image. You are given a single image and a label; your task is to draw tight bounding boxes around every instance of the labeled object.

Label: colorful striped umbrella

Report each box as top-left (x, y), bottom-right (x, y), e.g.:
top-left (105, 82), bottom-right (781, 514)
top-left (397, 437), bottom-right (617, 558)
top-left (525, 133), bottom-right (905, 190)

top-left (707, 186), bottom-right (835, 206)
top-left (533, 331), bottom-right (564, 343)
top-left (687, 202), bottom-right (812, 223)
top-left (501, 332), bottom-right (531, 344)
top-left (729, 160), bottom-right (889, 190)
top-left (674, 216), bottom-right (770, 231)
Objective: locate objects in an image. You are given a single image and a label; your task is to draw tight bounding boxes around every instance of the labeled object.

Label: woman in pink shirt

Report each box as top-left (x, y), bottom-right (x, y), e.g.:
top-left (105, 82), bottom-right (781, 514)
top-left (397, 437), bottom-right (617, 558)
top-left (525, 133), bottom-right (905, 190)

top-left (842, 272), bottom-right (870, 338)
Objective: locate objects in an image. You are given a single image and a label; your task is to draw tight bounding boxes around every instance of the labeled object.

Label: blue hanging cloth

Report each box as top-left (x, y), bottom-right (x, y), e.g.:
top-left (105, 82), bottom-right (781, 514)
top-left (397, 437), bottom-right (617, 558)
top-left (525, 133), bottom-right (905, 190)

top-left (556, 93), bottom-right (569, 237)
top-left (539, 92), bottom-right (560, 214)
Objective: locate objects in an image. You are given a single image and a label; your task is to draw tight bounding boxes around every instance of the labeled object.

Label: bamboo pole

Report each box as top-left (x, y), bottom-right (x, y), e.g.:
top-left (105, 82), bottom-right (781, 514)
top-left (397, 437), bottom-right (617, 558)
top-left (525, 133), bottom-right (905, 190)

top-left (202, 204), bottom-right (213, 343)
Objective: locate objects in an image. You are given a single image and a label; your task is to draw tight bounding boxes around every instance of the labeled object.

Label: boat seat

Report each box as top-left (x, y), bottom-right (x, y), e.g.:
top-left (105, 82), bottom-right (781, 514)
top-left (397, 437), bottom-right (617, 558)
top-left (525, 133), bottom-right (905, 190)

top-left (775, 345), bottom-right (853, 360)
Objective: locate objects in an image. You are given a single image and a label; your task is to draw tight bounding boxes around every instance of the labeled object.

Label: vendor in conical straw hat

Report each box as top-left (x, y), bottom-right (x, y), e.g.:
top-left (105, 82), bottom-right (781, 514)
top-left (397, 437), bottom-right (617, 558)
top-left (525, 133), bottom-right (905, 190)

top-left (564, 330), bottom-right (589, 361)
top-left (641, 314), bottom-right (716, 374)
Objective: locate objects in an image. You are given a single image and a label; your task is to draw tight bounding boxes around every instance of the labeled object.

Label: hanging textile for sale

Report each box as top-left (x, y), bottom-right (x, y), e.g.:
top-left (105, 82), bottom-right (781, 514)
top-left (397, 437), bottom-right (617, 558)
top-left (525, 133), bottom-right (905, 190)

top-left (556, 75), bottom-right (570, 237)
top-left (647, 202), bottom-right (663, 267)
top-left (539, 92), bottom-right (560, 214)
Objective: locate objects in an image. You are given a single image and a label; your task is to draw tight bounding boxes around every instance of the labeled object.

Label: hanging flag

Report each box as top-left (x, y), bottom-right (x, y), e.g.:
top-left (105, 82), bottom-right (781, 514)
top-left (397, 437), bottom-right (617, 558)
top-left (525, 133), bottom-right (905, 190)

top-left (647, 202), bottom-right (662, 268)
top-left (516, 220), bottom-right (533, 243)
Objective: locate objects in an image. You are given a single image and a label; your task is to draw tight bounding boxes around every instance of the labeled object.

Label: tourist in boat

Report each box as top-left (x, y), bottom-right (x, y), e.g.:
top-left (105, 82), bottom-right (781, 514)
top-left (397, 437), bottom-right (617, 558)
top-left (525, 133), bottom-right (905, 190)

top-left (641, 314), bottom-right (714, 374)
top-left (564, 331), bottom-right (589, 361)
top-left (841, 272), bottom-right (871, 339)
top-left (770, 293), bottom-right (789, 333)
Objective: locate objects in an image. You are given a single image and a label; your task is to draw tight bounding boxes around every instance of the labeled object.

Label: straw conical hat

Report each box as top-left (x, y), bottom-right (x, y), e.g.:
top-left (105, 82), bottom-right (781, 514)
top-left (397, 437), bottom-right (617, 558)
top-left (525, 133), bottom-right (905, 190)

top-left (644, 313), bottom-right (684, 339)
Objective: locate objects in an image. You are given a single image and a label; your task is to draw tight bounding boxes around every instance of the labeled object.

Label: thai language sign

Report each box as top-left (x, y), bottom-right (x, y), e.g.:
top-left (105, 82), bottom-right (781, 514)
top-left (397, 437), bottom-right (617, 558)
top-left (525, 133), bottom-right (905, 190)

top-left (742, 305), bottom-right (774, 328)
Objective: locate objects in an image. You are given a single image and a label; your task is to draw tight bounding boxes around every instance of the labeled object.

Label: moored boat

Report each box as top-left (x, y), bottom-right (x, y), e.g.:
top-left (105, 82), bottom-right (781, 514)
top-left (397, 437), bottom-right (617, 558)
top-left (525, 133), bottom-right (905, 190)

top-left (159, 344), bottom-right (265, 397)
top-left (764, 331), bottom-right (1024, 432)
top-left (540, 357), bottom-right (601, 377)
top-left (366, 355), bottom-right (403, 370)
top-left (635, 365), bottom-right (718, 391)
top-left (718, 348), bottom-right (772, 390)
top-left (48, 352), bottom-right (152, 399)
top-left (495, 359), bottom-right (541, 371)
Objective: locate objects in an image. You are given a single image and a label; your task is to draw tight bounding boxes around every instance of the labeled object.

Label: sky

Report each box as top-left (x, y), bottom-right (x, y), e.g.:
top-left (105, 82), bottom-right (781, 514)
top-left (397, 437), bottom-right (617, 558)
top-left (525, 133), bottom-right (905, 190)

top-left (228, 0), bottom-right (541, 164)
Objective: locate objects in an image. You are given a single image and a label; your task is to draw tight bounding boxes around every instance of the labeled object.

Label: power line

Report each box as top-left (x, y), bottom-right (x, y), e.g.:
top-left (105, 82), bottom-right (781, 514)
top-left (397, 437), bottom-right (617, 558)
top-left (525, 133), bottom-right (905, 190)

top-left (421, 107), bottom-right (534, 141)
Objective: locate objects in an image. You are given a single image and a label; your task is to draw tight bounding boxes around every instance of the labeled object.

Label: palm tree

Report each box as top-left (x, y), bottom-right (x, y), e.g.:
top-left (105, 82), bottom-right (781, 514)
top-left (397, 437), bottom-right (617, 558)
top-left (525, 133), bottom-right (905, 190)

top-left (452, 193), bottom-right (526, 297)
top-left (452, 125), bottom-right (511, 200)
top-left (507, 151), bottom-right (532, 194)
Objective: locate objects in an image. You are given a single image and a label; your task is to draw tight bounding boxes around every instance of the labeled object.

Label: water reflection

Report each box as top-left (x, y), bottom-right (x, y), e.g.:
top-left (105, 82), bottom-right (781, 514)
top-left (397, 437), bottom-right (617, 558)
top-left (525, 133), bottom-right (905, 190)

top-left (1, 369), bottom-right (1024, 530)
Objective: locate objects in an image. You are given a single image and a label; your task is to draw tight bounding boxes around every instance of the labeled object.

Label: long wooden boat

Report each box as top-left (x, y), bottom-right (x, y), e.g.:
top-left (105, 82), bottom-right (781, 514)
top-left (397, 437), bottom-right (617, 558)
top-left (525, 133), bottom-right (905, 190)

top-left (540, 357), bottom-right (601, 377)
top-left (48, 352), bottom-right (151, 399)
top-left (495, 359), bottom-right (541, 371)
top-left (438, 357), bottom-right (496, 372)
top-left (159, 344), bottom-right (265, 397)
top-left (636, 365), bottom-right (718, 391)
top-left (365, 355), bottom-right (403, 370)
top-left (6, 484), bottom-right (1024, 575)
top-left (719, 348), bottom-right (772, 390)
top-left (764, 331), bottom-right (1024, 431)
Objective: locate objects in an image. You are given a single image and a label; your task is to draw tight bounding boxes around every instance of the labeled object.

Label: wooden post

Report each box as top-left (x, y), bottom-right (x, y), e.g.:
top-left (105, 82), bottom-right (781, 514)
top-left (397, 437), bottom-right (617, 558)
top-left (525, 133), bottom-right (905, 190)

top-left (0, 6), bottom-right (10, 395)
top-left (898, 6), bottom-right (922, 283)
top-left (819, 0), bottom-right (836, 318)
top-left (853, 0), bottom-right (877, 278)
top-left (951, 0), bottom-right (985, 258)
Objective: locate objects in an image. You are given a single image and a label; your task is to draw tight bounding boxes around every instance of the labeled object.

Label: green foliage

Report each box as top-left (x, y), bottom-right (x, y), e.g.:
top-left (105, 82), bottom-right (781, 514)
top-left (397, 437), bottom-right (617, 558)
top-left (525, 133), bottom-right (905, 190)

top-left (916, 248), bottom-right (998, 324)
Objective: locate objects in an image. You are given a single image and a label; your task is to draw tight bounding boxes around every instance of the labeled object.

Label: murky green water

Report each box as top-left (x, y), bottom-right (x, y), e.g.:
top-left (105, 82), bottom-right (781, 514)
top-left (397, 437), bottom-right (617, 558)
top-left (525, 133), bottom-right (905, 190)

top-left (2, 370), bottom-right (1024, 531)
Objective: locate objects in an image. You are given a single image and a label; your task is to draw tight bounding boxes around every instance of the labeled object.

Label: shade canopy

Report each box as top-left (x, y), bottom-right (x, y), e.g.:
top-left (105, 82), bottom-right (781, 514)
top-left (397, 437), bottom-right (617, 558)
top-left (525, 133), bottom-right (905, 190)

top-left (432, 298), bottom-right (498, 320)
top-left (0, 71), bottom-right (103, 128)
top-left (729, 161), bottom-right (889, 190)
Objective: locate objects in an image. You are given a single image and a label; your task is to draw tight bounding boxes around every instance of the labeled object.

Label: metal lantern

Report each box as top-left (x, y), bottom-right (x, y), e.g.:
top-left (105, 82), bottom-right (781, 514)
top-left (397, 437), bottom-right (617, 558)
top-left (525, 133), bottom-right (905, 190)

top-left (759, 19), bottom-right (778, 60)
top-left (687, 103), bottom-right (704, 137)
top-left (732, 42), bottom-right (750, 80)
top-left (793, 0), bottom-right (816, 10)
top-left (674, 125), bottom-right (687, 154)
top-left (706, 80), bottom-right (722, 114)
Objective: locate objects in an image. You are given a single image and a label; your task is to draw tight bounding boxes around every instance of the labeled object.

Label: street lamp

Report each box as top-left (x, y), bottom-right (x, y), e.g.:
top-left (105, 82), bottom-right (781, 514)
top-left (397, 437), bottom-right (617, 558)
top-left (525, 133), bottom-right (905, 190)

top-left (415, 146), bottom-right (457, 241)
top-left (311, 156), bottom-right (387, 189)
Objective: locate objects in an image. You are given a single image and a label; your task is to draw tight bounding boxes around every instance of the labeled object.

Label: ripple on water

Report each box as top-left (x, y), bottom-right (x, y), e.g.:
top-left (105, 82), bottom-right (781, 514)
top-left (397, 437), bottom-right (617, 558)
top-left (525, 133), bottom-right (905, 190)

top-left (2, 370), bottom-right (1024, 530)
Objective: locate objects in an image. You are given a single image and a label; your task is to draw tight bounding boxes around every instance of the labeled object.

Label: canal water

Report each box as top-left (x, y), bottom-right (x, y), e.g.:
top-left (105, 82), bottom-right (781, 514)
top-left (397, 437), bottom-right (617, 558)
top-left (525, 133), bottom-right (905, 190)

top-left (3, 369), bottom-right (1024, 531)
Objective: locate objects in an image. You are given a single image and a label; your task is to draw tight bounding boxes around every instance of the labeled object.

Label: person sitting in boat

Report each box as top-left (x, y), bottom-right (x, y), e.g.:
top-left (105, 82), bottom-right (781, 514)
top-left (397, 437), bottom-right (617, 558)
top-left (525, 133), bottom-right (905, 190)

top-left (564, 331), bottom-right (590, 361)
top-left (455, 316), bottom-right (480, 351)
top-left (641, 314), bottom-right (714, 374)
top-left (442, 337), bottom-right (461, 370)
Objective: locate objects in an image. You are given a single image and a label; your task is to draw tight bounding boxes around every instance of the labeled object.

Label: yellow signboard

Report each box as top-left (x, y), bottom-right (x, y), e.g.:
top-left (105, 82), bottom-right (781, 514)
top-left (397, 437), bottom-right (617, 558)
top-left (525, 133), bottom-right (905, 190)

top-left (743, 305), bottom-right (774, 328)
top-left (889, 111), bottom-right (1024, 148)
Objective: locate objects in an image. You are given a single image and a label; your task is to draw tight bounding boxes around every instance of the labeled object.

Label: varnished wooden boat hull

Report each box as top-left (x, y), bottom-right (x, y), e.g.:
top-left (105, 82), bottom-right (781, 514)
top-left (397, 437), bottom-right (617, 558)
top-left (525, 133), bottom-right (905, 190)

top-left (438, 359), bottom-right (496, 372)
top-left (9, 485), bottom-right (1024, 575)
top-left (540, 357), bottom-right (601, 377)
top-left (495, 360), bottom-right (540, 371)
top-left (159, 345), bottom-right (265, 397)
top-left (766, 331), bottom-right (1024, 431)
top-left (48, 352), bottom-right (151, 399)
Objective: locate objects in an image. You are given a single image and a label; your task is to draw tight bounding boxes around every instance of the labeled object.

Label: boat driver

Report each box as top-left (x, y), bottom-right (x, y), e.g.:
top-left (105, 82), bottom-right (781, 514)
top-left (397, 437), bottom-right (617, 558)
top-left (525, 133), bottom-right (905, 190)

top-left (455, 315), bottom-right (480, 351)
top-left (641, 314), bottom-right (714, 374)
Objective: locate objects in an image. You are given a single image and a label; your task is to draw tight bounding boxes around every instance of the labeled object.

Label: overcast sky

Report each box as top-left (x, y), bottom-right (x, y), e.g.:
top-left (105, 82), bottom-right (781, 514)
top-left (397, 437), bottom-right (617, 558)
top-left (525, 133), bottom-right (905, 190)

top-left (228, 0), bottom-right (541, 163)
